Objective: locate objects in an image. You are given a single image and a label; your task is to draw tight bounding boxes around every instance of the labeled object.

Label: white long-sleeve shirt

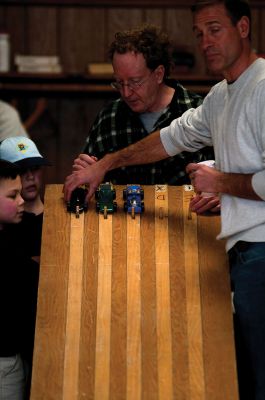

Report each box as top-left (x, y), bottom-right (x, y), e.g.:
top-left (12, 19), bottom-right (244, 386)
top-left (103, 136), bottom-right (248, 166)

top-left (160, 58), bottom-right (265, 251)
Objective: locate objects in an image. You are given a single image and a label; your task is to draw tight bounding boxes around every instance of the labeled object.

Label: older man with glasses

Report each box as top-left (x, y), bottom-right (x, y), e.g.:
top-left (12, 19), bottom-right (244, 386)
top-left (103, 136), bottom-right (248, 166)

top-left (76, 24), bottom-right (215, 188)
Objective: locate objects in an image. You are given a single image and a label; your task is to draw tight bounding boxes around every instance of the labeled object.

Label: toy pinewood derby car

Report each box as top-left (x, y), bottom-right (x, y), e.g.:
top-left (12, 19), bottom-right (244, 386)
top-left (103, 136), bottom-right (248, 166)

top-left (95, 182), bottom-right (117, 218)
top-left (123, 184), bottom-right (144, 218)
top-left (67, 187), bottom-right (88, 218)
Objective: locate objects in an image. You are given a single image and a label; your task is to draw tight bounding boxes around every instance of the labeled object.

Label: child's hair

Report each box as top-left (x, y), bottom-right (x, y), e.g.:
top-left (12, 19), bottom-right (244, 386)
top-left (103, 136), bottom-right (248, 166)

top-left (0, 159), bottom-right (20, 180)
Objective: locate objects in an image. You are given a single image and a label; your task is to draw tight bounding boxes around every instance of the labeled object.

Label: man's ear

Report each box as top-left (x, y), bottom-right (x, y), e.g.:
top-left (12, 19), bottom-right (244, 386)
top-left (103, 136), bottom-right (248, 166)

top-left (237, 16), bottom-right (250, 39)
top-left (155, 65), bottom-right (165, 84)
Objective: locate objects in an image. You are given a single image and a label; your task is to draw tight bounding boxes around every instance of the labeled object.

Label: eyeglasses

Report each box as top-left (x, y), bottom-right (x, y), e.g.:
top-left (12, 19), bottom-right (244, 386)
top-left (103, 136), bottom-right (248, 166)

top-left (111, 71), bottom-right (154, 92)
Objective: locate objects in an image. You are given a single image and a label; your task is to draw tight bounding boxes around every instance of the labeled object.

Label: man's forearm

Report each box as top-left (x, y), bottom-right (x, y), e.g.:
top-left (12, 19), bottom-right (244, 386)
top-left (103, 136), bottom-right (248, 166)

top-left (64, 130), bottom-right (171, 202)
top-left (217, 172), bottom-right (261, 200)
top-left (187, 163), bottom-right (262, 201)
top-left (97, 130), bottom-right (169, 173)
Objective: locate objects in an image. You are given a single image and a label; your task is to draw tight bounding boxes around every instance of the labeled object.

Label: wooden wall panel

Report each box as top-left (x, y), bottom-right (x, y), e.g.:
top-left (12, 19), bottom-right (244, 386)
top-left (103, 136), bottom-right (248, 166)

top-left (259, 10), bottom-right (265, 53)
top-left (0, 3), bottom-right (265, 67)
top-left (27, 98), bottom-right (60, 186)
top-left (166, 9), bottom-right (193, 49)
top-left (165, 8), bottom-right (206, 74)
top-left (0, 7), bottom-right (8, 30)
top-left (106, 8), bottom-right (143, 46)
top-left (142, 8), bottom-right (165, 27)
top-left (59, 7), bottom-right (106, 72)
top-left (250, 8), bottom-right (265, 55)
top-left (1, 0), bottom-right (265, 6)
top-left (26, 6), bottom-right (58, 55)
top-left (251, 9), bottom-right (260, 53)
top-left (55, 97), bottom-right (108, 182)
top-left (3, 6), bottom-right (26, 67)
top-left (57, 99), bottom-right (90, 181)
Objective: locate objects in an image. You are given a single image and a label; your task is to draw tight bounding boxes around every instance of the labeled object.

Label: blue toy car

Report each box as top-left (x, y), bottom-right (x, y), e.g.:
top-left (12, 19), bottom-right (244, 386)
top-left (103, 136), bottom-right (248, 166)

top-left (123, 184), bottom-right (144, 218)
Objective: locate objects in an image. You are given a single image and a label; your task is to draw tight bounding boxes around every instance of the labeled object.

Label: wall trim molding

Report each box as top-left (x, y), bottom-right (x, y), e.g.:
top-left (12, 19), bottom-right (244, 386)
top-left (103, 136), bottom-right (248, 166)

top-left (1, 0), bottom-right (265, 7)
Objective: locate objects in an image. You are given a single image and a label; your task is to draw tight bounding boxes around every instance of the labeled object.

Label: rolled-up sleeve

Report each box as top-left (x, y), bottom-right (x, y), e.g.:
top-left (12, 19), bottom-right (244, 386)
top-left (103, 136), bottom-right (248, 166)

top-left (160, 106), bottom-right (213, 157)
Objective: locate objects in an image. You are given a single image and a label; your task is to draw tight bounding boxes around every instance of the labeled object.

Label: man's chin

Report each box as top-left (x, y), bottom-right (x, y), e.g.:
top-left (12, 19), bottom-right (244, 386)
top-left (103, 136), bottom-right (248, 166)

top-left (205, 61), bottom-right (223, 75)
top-left (125, 101), bottom-right (143, 113)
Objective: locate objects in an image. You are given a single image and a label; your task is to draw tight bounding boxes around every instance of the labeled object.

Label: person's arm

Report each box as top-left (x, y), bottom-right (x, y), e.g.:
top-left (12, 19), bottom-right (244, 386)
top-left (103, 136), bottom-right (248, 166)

top-left (0, 100), bottom-right (29, 140)
top-left (186, 163), bottom-right (262, 201)
top-left (214, 173), bottom-right (260, 200)
top-left (64, 130), bottom-right (168, 201)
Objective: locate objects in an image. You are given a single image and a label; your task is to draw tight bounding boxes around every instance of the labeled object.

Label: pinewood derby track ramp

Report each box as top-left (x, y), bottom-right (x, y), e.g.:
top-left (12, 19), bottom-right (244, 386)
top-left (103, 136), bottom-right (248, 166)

top-left (30, 184), bottom-right (238, 400)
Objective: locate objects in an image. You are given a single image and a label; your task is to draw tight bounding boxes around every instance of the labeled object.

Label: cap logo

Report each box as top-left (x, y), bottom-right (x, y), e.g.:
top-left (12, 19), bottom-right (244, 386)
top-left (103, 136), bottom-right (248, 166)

top-left (17, 142), bottom-right (29, 153)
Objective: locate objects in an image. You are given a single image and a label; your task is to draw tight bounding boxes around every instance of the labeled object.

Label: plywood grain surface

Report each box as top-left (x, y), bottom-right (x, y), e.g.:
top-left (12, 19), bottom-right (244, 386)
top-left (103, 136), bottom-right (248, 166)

top-left (30, 185), bottom-right (238, 400)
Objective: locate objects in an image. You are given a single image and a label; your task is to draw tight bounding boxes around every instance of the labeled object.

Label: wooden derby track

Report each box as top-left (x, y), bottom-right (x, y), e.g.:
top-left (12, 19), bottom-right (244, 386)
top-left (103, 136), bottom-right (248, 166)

top-left (30, 184), bottom-right (238, 400)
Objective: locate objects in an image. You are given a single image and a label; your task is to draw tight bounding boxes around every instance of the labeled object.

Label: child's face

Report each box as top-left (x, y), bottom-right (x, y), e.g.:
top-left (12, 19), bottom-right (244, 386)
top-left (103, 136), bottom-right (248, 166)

top-left (0, 176), bottom-right (24, 228)
top-left (20, 166), bottom-right (43, 202)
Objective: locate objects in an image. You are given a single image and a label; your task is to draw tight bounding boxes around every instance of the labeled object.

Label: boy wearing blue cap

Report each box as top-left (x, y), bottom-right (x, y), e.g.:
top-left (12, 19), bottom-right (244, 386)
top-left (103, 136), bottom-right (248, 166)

top-left (0, 136), bottom-right (51, 259)
top-left (0, 136), bottom-right (50, 216)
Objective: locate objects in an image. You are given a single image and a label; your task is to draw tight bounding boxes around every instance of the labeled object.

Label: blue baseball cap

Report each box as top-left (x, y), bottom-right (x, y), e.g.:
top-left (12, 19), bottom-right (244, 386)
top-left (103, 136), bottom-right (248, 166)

top-left (0, 136), bottom-right (51, 168)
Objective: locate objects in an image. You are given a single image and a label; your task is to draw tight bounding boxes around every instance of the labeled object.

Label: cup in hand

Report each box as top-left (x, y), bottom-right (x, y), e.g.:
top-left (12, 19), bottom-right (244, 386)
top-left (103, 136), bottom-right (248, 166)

top-left (197, 160), bottom-right (216, 197)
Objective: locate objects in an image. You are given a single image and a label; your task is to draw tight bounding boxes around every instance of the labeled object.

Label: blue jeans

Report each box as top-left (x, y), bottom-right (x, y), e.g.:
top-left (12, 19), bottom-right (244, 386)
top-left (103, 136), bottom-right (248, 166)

top-left (229, 242), bottom-right (265, 400)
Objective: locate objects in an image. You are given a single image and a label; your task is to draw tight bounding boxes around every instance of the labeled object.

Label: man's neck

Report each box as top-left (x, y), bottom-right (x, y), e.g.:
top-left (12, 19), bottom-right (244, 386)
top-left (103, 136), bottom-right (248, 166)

top-left (149, 84), bottom-right (175, 112)
top-left (223, 49), bottom-right (258, 83)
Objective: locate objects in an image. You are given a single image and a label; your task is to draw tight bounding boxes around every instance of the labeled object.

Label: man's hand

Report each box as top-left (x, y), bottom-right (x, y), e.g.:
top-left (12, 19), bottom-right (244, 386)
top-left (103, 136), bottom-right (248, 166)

top-left (186, 162), bottom-right (221, 214)
top-left (63, 161), bottom-right (106, 202)
top-left (186, 162), bottom-right (261, 201)
top-left (72, 154), bottom-right (98, 171)
top-left (186, 162), bottom-right (221, 194)
top-left (189, 193), bottom-right (220, 215)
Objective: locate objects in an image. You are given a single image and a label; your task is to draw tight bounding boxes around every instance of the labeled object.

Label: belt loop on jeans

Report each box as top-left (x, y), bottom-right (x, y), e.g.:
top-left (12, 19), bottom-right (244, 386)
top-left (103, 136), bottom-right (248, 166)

top-left (233, 241), bottom-right (252, 252)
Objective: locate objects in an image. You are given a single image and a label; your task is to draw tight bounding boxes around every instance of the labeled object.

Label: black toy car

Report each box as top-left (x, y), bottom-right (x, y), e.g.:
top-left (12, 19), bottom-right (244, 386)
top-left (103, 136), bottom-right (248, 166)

top-left (67, 186), bottom-right (88, 218)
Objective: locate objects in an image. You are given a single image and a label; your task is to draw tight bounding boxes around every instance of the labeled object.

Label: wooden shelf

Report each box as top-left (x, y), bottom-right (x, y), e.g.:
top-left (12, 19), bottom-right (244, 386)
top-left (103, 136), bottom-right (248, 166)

top-left (0, 0), bottom-right (201, 7)
top-left (0, 72), bottom-right (113, 97)
top-left (0, 72), bottom-right (220, 97)
top-left (1, 0), bottom-right (265, 6)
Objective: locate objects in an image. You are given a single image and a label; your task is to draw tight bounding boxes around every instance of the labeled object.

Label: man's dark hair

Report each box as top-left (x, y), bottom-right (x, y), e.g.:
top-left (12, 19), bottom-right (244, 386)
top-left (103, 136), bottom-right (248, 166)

top-left (108, 24), bottom-right (172, 78)
top-left (0, 159), bottom-right (20, 180)
top-left (191, 0), bottom-right (251, 37)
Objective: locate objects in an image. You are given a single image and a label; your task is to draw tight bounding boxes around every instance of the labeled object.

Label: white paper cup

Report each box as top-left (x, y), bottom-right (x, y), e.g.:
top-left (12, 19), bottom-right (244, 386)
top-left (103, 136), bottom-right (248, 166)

top-left (198, 160), bottom-right (215, 168)
top-left (197, 160), bottom-right (216, 197)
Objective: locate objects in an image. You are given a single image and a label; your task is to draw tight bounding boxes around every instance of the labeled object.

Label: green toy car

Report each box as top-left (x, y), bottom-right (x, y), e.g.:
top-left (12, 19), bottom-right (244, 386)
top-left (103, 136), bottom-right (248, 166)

top-left (95, 182), bottom-right (117, 218)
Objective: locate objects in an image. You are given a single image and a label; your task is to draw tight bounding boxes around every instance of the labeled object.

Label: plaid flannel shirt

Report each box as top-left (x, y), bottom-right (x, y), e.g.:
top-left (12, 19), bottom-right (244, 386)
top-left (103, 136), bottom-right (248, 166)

top-left (83, 79), bottom-right (214, 185)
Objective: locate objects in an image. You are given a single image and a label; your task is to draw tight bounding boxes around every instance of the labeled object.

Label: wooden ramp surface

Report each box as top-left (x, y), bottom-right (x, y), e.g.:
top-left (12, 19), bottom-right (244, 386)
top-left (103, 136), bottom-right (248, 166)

top-left (30, 184), bottom-right (238, 400)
